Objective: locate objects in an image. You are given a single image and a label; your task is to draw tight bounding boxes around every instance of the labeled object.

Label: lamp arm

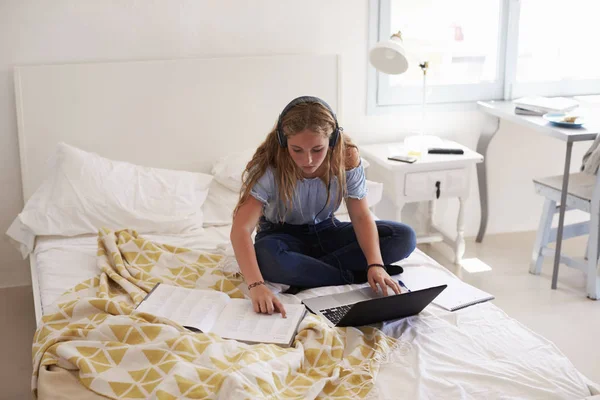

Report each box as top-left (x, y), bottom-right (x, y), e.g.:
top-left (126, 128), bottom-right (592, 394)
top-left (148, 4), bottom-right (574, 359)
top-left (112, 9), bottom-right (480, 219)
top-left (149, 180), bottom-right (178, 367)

top-left (420, 62), bottom-right (429, 136)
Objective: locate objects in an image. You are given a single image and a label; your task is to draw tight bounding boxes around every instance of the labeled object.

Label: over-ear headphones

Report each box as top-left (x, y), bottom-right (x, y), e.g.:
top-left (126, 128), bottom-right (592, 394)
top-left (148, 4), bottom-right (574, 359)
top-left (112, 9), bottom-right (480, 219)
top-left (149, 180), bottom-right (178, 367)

top-left (276, 96), bottom-right (342, 148)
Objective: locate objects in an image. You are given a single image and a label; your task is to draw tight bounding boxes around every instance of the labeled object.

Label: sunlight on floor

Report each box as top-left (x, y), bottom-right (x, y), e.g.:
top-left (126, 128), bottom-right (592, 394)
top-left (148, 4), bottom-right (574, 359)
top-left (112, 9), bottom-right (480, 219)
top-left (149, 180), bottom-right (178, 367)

top-left (459, 258), bottom-right (492, 273)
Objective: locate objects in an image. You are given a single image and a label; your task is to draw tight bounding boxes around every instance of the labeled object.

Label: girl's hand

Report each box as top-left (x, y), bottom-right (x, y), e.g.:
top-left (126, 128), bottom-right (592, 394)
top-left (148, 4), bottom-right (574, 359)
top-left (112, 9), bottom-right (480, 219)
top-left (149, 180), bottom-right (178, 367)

top-left (249, 284), bottom-right (287, 318)
top-left (367, 267), bottom-right (401, 296)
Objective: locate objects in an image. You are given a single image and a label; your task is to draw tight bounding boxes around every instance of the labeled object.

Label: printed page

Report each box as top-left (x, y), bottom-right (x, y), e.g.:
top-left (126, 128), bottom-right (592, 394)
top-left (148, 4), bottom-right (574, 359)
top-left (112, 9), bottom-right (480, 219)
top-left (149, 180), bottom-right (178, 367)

top-left (136, 284), bottom-right (230, 332)
top-left (211, 299), bottom-right (306, 345)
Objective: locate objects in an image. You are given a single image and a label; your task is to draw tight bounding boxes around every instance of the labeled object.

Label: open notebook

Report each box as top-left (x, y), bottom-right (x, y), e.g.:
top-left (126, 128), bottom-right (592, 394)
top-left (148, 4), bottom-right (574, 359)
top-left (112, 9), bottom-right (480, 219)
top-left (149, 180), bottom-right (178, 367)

top-left (136, 283), bottom-right (306, 347)
top-left (400, 267), bottom-right (494, 311)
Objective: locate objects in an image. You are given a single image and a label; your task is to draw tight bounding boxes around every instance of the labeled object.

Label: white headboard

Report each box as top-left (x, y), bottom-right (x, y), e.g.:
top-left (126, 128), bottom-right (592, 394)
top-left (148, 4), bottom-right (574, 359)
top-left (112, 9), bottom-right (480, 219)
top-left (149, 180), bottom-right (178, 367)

top-left (14, 54), bottom-right (341, 200)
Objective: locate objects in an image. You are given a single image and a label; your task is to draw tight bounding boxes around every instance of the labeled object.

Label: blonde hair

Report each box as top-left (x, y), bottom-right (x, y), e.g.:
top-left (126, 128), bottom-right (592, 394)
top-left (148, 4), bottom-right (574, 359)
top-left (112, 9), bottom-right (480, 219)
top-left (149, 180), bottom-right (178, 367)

top-left (233, 101), bottom-right (357, 222)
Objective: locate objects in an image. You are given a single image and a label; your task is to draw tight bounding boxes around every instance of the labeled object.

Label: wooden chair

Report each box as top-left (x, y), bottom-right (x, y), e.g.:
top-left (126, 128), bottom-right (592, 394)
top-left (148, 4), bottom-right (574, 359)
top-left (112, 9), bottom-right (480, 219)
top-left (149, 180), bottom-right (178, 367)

top-left (531, 172), bottom-right (600, 299)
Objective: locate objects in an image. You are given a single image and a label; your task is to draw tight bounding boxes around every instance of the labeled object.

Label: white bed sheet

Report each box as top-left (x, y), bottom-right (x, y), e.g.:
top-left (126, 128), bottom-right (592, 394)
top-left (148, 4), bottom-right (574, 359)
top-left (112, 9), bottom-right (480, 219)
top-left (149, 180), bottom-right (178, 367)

top-left (32, 222), bottom-right (599, 399)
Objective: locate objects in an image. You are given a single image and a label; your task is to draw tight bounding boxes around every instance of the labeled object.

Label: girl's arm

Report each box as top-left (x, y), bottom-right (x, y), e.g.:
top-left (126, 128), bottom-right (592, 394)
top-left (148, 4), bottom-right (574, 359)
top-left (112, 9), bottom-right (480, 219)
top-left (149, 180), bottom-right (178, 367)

top-left (346, 197), bottom-right (401, 296)
top-left (230, 196), bottom-right (286, 317)
top-left (230, 196), bottom-right (264, 285)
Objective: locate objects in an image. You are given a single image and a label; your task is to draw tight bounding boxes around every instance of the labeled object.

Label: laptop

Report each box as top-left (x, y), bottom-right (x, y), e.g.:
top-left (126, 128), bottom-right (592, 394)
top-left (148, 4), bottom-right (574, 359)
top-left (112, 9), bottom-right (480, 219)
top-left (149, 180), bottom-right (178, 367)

top-left (301, 283), bottom-right (447, 327)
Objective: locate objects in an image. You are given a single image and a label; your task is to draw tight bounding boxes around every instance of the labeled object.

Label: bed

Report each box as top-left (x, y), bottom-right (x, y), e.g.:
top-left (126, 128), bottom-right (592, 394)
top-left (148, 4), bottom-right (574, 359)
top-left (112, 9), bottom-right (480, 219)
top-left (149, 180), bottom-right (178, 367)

top-left (8, 55), bottom-right (600, 399)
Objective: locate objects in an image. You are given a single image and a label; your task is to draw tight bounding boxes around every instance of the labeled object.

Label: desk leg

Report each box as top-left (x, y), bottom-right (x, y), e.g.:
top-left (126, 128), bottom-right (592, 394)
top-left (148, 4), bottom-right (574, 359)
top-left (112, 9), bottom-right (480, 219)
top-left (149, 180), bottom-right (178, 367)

top-left (552, 141), bottom-right (573, 289)
top-left (476, 114), bottom-right (500, 243)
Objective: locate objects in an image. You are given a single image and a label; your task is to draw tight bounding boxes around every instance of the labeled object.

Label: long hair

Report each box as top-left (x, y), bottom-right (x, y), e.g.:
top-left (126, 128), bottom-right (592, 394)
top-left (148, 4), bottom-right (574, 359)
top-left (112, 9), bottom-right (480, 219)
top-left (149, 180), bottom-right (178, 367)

top-left (233, 101), bottom-right (357, 222)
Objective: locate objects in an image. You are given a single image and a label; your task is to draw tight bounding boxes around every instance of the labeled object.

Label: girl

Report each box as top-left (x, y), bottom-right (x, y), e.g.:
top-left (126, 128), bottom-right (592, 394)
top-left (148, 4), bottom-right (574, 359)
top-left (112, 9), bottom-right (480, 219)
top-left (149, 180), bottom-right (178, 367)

top-left (230, 96), bottom-right (416, 317)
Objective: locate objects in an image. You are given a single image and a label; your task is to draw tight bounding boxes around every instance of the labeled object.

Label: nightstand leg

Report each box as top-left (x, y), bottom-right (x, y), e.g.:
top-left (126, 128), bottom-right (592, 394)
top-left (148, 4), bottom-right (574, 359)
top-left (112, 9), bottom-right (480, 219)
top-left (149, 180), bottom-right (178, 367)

top-left (455, 197), bottom-right (466, 264)
top-left (394, 202), bottom-right (405, 223)
top-left (427, 200), bottom-right (436, 234)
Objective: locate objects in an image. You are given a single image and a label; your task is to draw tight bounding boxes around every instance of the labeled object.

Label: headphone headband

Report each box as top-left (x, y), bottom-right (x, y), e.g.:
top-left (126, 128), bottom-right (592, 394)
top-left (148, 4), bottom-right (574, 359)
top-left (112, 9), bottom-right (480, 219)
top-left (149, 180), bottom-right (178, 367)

top-left (276, 96), bottom-right (341, 148)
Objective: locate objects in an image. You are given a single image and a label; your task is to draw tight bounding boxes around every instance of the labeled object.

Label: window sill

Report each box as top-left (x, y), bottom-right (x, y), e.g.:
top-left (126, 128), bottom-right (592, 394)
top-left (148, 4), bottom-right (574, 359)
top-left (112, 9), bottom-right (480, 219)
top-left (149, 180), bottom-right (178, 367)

top-left (367, 101), bottom-right (479, 116)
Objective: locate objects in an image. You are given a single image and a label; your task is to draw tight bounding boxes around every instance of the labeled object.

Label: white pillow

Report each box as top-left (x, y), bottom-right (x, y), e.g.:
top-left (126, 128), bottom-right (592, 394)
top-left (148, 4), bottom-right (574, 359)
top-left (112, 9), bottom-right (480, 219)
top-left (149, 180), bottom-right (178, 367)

top-left (211, 148), bottom-right (371, 193)
top-left (203, 181), bottom-right (240, 226)
top-left (7, 143), bottom-right (213, 257)
top-left (337, 180), bottom-right (383, 215)
top-left (210, 148), bottom-right (255, 192)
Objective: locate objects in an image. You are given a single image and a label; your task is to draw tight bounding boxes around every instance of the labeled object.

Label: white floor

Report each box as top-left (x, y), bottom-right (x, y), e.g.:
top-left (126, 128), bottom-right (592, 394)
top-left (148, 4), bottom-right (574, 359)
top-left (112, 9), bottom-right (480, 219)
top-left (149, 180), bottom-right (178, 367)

top-left (422, 231), bottom-right (600, 384)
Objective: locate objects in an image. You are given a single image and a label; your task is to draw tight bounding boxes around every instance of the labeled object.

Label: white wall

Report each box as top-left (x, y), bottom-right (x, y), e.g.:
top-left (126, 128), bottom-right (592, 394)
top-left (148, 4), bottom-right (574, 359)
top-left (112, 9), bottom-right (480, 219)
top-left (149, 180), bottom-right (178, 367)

top-left (0, 0), bottom-right (590, 287)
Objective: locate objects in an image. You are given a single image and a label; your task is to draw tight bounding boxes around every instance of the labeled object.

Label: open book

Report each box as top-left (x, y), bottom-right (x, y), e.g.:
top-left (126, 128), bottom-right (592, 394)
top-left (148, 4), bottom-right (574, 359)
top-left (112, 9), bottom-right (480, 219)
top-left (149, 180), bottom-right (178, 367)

top-left (136, 283), bottom-right (306, 346)
top-left (400, 267), bottom-right (494, 311)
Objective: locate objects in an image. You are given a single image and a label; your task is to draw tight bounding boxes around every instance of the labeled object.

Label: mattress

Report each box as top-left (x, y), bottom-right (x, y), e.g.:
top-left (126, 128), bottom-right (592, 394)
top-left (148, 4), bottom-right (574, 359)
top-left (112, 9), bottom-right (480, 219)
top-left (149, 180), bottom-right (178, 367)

top-left (33, 226), bottom-right (232, 314)
top-left (32, 221), bottom-right (599, 399)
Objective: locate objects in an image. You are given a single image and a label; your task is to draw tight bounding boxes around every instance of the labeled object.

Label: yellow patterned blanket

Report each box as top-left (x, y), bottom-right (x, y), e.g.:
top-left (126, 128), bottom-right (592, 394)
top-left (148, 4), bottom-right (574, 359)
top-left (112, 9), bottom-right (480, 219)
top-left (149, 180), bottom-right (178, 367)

top-left (32, 229), bottom-right (398, 399)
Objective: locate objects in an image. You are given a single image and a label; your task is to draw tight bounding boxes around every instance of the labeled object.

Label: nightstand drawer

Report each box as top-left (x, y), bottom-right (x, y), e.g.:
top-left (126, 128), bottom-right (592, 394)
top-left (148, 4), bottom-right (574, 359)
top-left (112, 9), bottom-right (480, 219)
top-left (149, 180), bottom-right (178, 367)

top-left (404, 168), bottom-right (468, 199)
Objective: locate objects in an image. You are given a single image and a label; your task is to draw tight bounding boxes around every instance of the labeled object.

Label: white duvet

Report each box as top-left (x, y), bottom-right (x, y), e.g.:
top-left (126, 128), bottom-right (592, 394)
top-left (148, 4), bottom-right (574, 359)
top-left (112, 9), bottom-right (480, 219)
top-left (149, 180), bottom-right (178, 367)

top-left (32, 222), bottom-right (599, 399)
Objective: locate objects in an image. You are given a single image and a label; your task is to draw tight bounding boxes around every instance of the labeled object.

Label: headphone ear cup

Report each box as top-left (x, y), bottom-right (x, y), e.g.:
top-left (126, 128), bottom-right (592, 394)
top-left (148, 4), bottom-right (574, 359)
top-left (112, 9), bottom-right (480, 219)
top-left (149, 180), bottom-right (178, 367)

top-left (277, 127), bottom-right (286, 148)
top-left (329, 128), bottom-right (339, 148)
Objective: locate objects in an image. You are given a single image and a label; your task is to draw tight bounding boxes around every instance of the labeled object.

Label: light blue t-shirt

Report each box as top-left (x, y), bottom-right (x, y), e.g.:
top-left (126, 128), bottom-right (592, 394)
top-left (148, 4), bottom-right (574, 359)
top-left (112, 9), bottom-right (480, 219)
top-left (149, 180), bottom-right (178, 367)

top-left (250, 163), bottom-right (367, 225)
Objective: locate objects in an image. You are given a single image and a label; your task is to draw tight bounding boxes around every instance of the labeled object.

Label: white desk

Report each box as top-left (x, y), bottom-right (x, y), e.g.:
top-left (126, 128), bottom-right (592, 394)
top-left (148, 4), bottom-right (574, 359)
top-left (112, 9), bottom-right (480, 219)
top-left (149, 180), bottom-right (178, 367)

top-left (475, 100), bottom-right (599, 289)
top-left (361, 140), bottom-right (483, 264)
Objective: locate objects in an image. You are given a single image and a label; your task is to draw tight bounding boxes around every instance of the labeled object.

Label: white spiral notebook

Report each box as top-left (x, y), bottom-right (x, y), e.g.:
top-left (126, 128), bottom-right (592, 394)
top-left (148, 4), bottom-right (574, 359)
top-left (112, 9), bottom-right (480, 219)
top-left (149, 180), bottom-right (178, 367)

top-left (400, 267), bottom-right (494, 311)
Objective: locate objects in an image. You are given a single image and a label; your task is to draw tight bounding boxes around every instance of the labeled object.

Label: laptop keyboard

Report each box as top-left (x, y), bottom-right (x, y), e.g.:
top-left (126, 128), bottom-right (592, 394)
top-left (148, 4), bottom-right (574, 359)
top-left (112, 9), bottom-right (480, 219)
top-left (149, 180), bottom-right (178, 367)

top-left (320, 304), bottom-right (352, 325)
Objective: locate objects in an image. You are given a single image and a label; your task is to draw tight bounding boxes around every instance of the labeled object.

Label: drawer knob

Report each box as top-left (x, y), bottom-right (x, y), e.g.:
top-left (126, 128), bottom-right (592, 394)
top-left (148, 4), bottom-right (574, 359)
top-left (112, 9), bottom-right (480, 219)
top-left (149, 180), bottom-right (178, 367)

top-left (435, 181), bottom-right (441, 199)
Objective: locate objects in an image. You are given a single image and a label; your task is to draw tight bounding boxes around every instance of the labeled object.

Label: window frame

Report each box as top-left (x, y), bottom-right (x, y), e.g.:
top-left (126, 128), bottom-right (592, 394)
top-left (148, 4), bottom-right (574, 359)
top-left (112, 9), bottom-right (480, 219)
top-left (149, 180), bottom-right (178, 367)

top-left (367, 0), bottom-right (600, 114)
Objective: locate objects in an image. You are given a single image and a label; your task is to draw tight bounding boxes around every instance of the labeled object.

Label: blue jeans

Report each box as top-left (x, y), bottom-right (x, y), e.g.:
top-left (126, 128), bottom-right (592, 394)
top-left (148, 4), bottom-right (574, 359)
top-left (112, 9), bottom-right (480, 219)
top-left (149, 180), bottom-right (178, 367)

top-left (254, 217), bottom-right (416, 288)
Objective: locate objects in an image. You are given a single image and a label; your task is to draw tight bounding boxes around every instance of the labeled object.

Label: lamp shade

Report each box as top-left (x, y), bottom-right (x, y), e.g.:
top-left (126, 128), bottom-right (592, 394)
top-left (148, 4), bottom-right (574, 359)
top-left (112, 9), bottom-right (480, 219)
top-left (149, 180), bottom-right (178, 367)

top-left (369, 36), bottom-right (409, 75)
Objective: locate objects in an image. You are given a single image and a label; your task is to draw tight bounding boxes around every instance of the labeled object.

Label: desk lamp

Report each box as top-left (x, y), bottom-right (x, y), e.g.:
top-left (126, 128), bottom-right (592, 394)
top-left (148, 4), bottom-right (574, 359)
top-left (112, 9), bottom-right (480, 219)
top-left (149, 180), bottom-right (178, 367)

top-left (370, 31), bottom-right (443, 156)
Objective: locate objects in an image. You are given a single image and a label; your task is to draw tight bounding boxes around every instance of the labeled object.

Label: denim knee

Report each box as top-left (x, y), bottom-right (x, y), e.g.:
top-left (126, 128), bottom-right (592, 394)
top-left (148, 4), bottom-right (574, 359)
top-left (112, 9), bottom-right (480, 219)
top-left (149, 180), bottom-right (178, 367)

top-left (254, 238), bottom-right (307, 283)
top-left (254, 239), bottom-right (282, 282)
top-left (377, 221), bottom-right (417, 262)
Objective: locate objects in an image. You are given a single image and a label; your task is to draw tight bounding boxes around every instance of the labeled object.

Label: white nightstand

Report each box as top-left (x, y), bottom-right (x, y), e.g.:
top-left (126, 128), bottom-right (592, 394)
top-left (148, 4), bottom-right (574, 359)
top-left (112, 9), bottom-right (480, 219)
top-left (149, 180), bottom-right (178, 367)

top-left (360, 140), bottom-right (484, 264)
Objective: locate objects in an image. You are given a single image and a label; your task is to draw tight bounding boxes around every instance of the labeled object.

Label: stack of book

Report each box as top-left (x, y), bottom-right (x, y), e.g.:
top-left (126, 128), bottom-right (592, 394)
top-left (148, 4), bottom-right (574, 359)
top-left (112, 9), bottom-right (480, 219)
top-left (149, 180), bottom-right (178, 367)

top-left (513, 96), bottom-right (579, 116)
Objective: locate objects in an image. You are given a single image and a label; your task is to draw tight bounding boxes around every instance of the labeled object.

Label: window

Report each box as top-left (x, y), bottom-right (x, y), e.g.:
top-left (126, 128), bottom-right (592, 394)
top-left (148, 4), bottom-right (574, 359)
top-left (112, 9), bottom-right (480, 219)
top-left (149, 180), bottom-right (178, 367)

top-left (509, 0), bottom-right (600, 98)
top-left (369, 0), bottom-right (600, 110)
